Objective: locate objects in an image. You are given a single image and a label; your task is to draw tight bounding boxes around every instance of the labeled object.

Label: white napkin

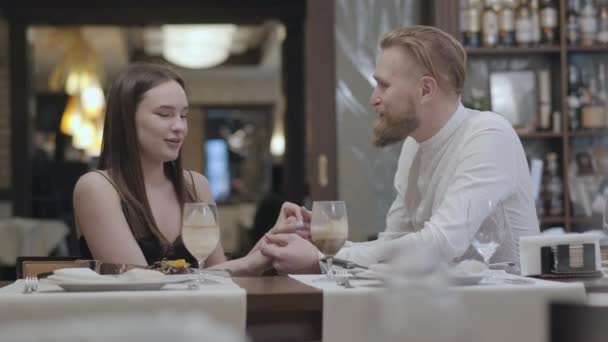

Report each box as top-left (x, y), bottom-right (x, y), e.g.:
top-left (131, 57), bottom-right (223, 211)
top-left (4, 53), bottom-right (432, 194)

top-left (46, 268), bottom-right (119, 283)
top-left (519, 233), bottom-right (601, 276)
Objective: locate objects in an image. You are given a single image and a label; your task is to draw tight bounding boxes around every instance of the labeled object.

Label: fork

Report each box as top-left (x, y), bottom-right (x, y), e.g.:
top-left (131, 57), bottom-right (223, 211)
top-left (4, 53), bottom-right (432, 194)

top-left (23, 276), bottom-right (38, 294)
top-left (334, 270), bottom-right (354, 288)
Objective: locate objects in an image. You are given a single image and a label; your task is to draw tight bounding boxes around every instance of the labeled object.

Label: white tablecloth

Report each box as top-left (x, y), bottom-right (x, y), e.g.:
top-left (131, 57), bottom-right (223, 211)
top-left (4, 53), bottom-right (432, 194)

top-left (0, 217), bottom-right (69, 265)
top-left (290, 274), bottom-right (586, 342)
top-left (0, 275), bottom-right (246, 333)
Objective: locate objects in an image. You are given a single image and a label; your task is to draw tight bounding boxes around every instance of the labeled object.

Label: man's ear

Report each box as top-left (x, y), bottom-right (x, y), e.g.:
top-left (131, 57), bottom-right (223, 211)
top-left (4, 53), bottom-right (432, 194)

top-left (418, 76), bottom-right (438, 104)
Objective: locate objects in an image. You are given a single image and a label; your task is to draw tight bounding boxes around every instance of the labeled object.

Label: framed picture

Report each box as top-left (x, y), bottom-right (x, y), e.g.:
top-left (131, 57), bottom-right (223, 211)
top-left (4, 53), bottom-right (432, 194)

top-left (489, 70), bottom-right (537, 132)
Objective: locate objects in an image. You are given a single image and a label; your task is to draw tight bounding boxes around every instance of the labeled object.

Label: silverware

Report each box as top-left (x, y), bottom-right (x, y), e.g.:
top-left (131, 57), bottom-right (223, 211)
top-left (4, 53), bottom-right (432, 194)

top-left (334, 270), bottom-right (355, 288)
top-left (488, 261), bottom-right (516, 269)
top-left (325, 257), bottom-right (369, 270)
top-left (22, 276), bottom-right (38, 293)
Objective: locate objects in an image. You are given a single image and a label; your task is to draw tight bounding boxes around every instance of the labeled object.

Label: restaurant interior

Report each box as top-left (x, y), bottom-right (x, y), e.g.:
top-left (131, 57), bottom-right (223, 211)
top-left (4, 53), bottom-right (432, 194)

top-left (0, 1), bottom-right (608, 341)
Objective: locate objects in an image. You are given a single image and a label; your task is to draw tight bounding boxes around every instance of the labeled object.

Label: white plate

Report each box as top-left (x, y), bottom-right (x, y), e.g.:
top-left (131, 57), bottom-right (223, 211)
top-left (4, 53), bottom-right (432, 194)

top-left (447, 274), bottom-right (484, 286)
top-left (44, 277), bottom-right (193, 292)
top-left (354, 270), bottom-right (389, 281)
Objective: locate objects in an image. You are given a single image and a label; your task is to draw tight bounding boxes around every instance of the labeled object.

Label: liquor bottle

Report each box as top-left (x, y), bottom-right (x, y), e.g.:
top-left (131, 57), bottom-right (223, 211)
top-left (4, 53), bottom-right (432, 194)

top-left (581, 77), bottom-right (605, 128)
top-left (530, 0), bottom-right (542, 45)
top-left (464, 0), bottom-right (482, 47)
top-left (516, 0), bottom-right (534, 46)
top-left (545, 152), bottom-right (563, 216)
top-left (499, 0), bottom-right (517, 46)
top-left (580, 0), bottom-right (598, 46)
top-left (568, 64), bottom-right (582, 131)
top-left (597, 0), bottom-right (608, 44)
top-left (482, 0), bottom-right (500, 47)
top-left (538, 69), bottom-right (552, 130)
top-left (567, 0), bottom-right (582, 45)
top-left (540, 0), bottom-right (559, 45)
top-left (461, 0), bottom-right (469, 44)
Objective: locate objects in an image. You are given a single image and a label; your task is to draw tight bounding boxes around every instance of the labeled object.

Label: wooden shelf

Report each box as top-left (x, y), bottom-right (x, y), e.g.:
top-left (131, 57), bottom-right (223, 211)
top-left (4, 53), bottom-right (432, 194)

top-left (571, 216), bottom-right (601, 225)
top-left (518, 131), bottom-right (563, 139)
top-left (567, 45), bottom-right (608, 53)
top-left (540, 216), bottom-right (566, 225)
top-left (466, 46), bottom-right (561, 55)
top-left (569, 129), bottom-right (608, 137)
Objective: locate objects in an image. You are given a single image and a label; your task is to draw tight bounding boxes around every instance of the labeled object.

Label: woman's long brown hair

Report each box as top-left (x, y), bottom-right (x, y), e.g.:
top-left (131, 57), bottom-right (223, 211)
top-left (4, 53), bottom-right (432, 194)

top-left (98, 62), bottom-right (196, 245)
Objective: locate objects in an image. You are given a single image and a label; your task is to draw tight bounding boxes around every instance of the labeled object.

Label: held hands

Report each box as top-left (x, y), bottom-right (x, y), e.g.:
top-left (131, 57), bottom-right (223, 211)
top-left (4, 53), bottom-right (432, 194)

top-left (270, 202), bottom-right (312, 241)
top-left (259, 233), bottom-right (321, 275)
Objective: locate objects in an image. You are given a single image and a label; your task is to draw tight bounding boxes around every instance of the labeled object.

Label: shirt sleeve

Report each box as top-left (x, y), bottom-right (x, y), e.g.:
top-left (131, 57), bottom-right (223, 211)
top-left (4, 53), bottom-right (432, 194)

top-left (338, 122), bottom-right (519, 266)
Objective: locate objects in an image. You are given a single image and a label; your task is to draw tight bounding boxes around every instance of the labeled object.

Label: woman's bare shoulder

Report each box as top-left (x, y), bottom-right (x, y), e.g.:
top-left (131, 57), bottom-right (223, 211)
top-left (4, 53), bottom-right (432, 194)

top-left (74, 170), bottom-right (119, 199)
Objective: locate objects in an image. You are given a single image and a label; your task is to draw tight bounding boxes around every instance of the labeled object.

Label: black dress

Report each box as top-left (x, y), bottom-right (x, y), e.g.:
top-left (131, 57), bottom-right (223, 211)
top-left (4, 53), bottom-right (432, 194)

top-left (78, 170), bottom-right (198, 266)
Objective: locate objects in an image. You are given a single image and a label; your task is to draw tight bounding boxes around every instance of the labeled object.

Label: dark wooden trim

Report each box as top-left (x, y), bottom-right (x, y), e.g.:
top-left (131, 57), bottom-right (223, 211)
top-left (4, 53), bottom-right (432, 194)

top-left (0, 189), bottom-right (10, 200)
top-left (9, 20), bottom-right (32, 217)
top-left (306, 0), bottom-right (337, 201)
top-left (283, 21), bottom-right (307, 204)
top-left (0, 1), bottom-right (305, 25)
top-left (425, 0), bottom-right (460, 39)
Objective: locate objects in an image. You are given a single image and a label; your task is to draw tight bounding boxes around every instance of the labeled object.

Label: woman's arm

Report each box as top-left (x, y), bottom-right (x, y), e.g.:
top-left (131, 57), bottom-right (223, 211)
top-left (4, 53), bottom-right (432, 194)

top-left (74, 172), bottom-right (148, 266)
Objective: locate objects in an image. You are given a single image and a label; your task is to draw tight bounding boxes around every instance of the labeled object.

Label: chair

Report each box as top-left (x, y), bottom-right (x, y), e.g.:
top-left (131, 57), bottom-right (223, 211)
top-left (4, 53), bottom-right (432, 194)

top-left (16, 256), bottom-right (88, 279)
top-left (550, 302), bottom-right (608, 342)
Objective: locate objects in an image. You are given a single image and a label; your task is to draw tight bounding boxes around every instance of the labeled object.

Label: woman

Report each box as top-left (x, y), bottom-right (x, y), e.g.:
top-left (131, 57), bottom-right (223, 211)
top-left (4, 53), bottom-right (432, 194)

top-left (74, 62), bottom-right (307, 275)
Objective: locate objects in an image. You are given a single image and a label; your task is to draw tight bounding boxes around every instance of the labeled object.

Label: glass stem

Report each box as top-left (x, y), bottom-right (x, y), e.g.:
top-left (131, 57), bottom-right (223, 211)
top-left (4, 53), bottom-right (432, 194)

top-left (326, 257), bottom-right (334, 279)
top-left (198, 259), bottom-right (205, 283)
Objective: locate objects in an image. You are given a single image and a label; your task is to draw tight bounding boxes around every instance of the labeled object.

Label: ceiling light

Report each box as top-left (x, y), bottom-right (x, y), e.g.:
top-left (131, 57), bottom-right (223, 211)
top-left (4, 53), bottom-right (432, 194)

top-left (162, 24), bottom-right (237, 69)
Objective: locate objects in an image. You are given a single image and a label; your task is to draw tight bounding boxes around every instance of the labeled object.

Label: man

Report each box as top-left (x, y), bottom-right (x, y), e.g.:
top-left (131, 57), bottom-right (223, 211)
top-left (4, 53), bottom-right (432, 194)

top-left (260, 25), bottom-right (540, 274)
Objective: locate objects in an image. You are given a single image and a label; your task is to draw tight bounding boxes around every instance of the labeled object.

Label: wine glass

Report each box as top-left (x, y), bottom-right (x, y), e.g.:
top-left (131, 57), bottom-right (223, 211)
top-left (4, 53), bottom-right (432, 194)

top-left (470, 199), bottom-right (506, 266)
top-left (181, 202), bottom-right (221, 284)
top-left (311, 201), bottom-right (349, 280)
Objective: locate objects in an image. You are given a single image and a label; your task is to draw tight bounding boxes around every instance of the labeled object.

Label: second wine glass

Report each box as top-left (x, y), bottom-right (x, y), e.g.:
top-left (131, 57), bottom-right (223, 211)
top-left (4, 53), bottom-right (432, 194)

top-left (311, 201), bottom-right (349, 280)
top-left (181, 202), bottom-right (221, 284)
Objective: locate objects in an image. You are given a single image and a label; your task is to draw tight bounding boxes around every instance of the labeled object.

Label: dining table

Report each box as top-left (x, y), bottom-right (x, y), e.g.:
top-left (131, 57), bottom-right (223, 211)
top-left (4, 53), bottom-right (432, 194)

top-left (2, 274), bottom-right (608, 342)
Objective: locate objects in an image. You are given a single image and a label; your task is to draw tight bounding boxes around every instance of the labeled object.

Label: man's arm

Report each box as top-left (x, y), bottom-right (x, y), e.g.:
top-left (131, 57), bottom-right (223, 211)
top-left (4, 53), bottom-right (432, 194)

top-left (338, 124), bottom-right (520, 265)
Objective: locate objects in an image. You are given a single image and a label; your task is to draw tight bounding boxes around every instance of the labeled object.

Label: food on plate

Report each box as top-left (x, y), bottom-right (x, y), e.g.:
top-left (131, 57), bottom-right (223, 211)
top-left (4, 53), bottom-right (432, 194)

top-left (147, 259), bottom-right (193, 275)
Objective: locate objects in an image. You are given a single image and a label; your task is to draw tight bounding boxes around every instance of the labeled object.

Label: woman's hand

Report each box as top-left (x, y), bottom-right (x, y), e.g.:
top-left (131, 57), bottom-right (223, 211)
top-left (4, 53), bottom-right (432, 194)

top-left (249, 202), bottom-right (311, 255)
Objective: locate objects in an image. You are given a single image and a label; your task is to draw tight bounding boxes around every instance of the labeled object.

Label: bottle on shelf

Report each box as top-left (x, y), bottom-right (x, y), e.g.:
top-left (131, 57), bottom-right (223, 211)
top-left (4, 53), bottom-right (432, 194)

top-left (567, 0), bottom-right (582, 45)
top-left (499, 0), bottom-right (517, 46)
top-left (540, 0), bottom-right (559, 45)
top-left (597, 0), bottom-right (608, 44)
top-left (538, 69), bottom-right (552, 130)
top-left (580, 0), bottom-right (598, 46)
top-left (463, 0), bottom-right (482, 47)
top-left (581, 77), bottom-right (606, 128)
top-left (545, 152), bottom-right (564, 216)
top-left (482, 0), bottom-right (500, 47)
top-left (516, 0), bottom-right (534, 46)
top-left (530, 0), bottom-right (542, 45)
top-left (568, 63), bottom-right (583, 131)
top-left (599, 62), bottom-right (608, 127)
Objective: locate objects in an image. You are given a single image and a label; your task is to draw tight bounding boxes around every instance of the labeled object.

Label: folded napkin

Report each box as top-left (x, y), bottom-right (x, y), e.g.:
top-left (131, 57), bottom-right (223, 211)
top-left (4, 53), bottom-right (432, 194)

top-left (47, 268), bottom-right (119, 283)
top-left (520, 233), bottom-right (601, 276)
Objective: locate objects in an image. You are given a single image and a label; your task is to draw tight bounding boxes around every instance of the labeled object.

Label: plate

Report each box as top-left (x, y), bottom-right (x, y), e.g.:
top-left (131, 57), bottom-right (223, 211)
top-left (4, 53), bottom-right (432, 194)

top-left (447, 274), bottom-right (484, 286)
top-left (44, 277), bottom-right (193, 292)
top-left (354, 269), bottom-right (389, 281)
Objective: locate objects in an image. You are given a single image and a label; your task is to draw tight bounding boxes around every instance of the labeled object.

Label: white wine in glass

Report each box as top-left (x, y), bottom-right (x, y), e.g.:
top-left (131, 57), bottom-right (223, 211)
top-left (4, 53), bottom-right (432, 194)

top-left (182, 202), bottom-right (220, 283)
top-left (311, 201), bottom-right (348, 279)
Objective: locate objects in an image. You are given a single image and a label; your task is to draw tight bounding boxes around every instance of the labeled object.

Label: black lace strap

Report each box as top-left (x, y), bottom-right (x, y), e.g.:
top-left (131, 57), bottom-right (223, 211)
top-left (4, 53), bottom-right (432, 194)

top-left (93, 170), bottom-right (128, 213)
top-left (188, 170), bottom-right (200, 202)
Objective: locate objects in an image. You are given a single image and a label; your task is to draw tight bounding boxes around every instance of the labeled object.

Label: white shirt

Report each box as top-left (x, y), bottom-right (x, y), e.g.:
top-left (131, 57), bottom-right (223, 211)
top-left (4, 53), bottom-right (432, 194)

top-left (336, 103), bottom-right (540, 269)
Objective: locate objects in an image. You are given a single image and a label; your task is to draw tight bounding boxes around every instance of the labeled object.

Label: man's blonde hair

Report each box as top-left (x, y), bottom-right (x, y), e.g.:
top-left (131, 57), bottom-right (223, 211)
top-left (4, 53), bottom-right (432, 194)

top-left (380, 25), bottom-right (467, 96)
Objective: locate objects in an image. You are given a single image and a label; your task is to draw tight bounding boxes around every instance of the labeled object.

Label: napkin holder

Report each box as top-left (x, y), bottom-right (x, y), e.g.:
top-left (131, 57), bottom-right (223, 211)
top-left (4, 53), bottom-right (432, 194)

top-left (520, 233), bottom-right (602, 277)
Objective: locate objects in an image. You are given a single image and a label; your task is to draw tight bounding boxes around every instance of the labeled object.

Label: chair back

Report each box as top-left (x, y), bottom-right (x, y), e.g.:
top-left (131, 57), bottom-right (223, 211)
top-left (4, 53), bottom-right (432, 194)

top-left (16, 256), bottom-right (91, 278)
top-left (551, 302), bottom-right (608, 342)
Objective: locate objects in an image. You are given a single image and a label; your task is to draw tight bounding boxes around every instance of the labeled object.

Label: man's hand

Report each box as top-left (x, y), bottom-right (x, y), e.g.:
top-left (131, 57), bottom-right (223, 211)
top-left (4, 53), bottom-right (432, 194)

top-left (259, 233), bottom-right (321, 274)
top-left (270, 202), bottom-right (312, 240)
